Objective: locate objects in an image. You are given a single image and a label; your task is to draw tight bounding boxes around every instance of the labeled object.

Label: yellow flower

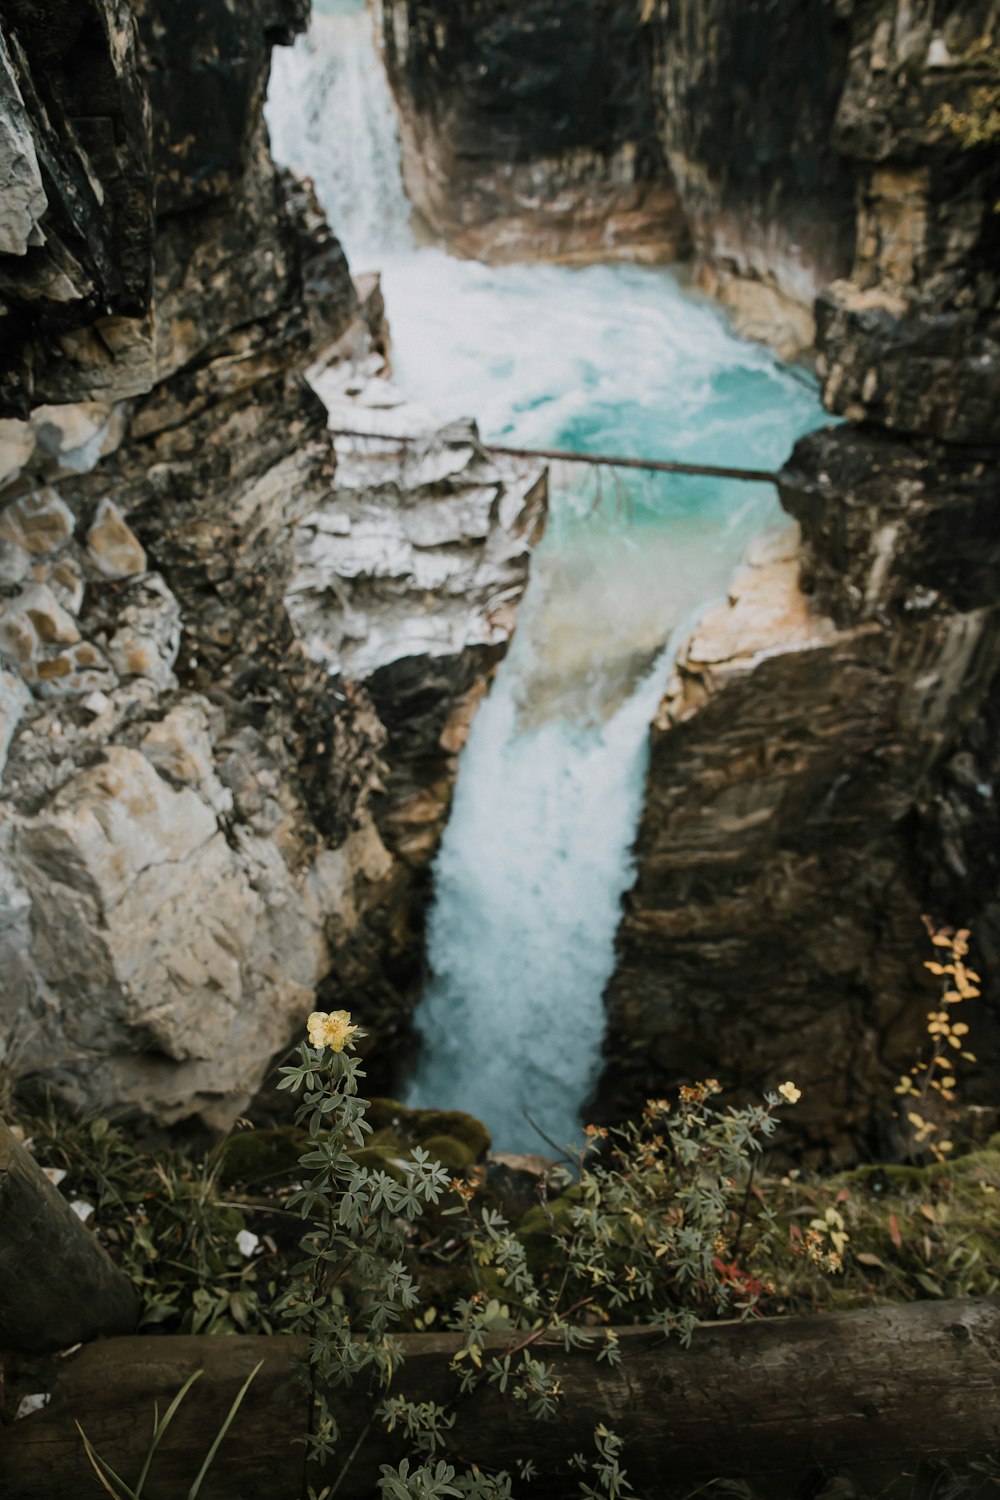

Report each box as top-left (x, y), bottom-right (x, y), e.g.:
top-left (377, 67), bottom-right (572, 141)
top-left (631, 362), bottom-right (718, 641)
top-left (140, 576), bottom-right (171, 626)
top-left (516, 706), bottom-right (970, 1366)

top-left (307, 1010), bottom-right (359, 1053)
top-left (777, 1081), bottom-right (801, 1105)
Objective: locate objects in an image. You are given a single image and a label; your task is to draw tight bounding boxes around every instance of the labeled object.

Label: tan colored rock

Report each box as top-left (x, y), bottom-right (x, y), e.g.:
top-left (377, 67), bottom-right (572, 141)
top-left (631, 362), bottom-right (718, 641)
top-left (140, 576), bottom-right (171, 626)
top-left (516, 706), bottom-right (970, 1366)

top-left (0, 419), bottom-right (36, 491)
top-left (29, 402), bottom-right (127, 476)
top-left (86, 498), bottom-right (147, 580)
top-left (715, 276), bottom-right (817, 363)
top-left (0, 488), bottom-right (75, 557)
top-left (26, 640), bottom-right (117, 699)
top-left (0, 585), bottom-right (81, 666)
top-left (0, 609), bottom-right (39, 668)
top-left (47, 554), bottom-right (85, 614)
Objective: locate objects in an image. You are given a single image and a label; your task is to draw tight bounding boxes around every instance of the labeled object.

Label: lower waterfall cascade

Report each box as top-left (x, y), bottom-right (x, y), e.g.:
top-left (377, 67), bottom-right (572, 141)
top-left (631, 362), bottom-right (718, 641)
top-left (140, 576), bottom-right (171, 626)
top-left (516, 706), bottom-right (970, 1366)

top-left (266, 1), bottom-right (828, 1151)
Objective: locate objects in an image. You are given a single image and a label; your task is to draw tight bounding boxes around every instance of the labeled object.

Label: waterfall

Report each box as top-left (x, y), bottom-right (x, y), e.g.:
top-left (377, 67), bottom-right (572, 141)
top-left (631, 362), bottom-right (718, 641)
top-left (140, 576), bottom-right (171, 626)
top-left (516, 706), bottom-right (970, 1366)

top-left (265, 18), bottom-right (828, 1153)
top-left (266, 0), bottom-right (411, 268)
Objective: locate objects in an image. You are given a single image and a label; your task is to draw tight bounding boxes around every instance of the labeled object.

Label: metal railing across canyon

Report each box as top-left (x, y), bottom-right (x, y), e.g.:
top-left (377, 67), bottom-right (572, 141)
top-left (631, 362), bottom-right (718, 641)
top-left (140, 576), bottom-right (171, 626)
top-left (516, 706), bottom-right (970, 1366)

top-left (329, 427), bottom-right (780, 484)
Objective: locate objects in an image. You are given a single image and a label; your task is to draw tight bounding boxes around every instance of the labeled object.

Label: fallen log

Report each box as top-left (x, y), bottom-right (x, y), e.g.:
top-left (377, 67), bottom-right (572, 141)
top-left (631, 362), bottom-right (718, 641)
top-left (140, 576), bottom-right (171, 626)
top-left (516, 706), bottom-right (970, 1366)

top-left (0, 1120), bottom-right (139, 1355)
top-left (2, 1299), bottom-right (998, 1499)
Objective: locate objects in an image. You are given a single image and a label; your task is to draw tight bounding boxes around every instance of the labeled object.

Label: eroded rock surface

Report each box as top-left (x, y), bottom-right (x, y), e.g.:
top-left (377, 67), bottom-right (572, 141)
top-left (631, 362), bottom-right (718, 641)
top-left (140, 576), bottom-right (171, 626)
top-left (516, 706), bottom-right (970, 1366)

top-left (377, 0), bottom-right (689, 265)
top-left (600, 3), bottom-right (1000, 1159)
top-left (0, 1), bottom-right (544, 1125)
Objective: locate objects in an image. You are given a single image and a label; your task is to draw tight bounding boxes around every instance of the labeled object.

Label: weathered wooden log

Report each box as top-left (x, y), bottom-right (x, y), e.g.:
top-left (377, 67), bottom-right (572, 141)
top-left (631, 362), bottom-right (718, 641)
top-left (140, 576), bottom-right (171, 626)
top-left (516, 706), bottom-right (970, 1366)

top-left (2, 1299), bottom-right (998, 1499)
top-left (0, 1119), bottom-right (139, 1354)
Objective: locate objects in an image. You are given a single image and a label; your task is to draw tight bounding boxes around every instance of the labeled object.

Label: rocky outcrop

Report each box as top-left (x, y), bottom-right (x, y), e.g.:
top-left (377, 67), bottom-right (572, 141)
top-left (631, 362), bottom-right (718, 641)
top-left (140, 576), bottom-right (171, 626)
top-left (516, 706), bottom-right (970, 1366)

top-left (601, 4), bottom-right (1000, 1160)
top-left (376, 0), bottom-right (689, 265)
top-left (0, 0), bottom-right (544, 1125)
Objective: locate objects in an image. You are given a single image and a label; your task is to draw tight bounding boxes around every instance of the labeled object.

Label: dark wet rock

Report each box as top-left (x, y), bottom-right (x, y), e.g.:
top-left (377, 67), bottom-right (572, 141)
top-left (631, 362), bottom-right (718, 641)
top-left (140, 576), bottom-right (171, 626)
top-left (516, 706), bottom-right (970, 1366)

top-left (600, 2), bottom-right (1000, 1157)
top-left (378, 0), bottom-right (688, 265)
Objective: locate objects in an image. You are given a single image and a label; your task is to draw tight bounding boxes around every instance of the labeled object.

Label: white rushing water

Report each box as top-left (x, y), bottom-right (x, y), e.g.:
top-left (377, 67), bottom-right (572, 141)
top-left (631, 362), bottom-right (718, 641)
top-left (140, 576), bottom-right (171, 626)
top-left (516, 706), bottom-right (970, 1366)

top-left (267, 6), bottom-right (827, 1152)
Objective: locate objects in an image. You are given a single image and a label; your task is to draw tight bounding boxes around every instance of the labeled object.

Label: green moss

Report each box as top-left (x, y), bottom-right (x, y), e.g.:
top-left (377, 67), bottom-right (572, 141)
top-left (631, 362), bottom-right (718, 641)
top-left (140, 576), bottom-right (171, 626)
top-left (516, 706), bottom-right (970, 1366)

top-left (417, 1134), bottom-right (476, 1171)
top-left (217, 1127), bottom-right (308, 1187)
top-left (367, 1098), bottom-right (491, 1162)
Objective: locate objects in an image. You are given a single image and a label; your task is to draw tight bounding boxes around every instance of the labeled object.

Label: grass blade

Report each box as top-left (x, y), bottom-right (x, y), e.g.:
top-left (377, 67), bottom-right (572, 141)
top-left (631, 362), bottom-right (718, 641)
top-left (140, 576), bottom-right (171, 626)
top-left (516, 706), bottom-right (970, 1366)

top-left (134, 1371), bottom-right (202, 1498)
top-left (186, 1360), bottom-right (263, 1500)
top-left (76, 1421), bottom-right (138, 1500)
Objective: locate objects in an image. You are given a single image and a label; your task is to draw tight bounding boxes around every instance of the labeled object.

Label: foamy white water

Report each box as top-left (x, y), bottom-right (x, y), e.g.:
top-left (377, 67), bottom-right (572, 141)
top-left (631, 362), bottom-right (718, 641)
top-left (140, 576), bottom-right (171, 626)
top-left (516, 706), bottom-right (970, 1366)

top-left (266, 7), bottom-right (827, 1151)
top-left (267, 0), bottom-right (411, 268)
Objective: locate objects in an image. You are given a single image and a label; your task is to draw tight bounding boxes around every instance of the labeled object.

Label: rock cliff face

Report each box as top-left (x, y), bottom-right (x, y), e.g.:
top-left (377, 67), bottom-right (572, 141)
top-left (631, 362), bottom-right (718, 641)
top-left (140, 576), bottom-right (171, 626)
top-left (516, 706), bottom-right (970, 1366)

top-left (645, 0), bottom-right (857, 358)
top-left (376, 0), bottom-right (856, 352)
top-left (601, 2), bottom-right (1000, 1160)
top-left (376, 0), bottom-right (689, 265)
top-left (0, 0), bottom-right (544, 1125)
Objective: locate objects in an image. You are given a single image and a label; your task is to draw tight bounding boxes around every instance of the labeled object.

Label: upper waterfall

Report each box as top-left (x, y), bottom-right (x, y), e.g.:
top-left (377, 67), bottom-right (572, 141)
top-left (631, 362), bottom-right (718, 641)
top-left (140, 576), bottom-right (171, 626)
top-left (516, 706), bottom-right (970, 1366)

top-left (266, 0), bottom-right (412, 268)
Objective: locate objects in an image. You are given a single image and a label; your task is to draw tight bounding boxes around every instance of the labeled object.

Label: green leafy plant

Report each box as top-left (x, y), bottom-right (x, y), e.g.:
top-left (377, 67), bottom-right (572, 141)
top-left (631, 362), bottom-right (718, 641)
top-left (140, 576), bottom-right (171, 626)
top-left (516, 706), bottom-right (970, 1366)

top-left (279, 1011), bottom-right (804, 1498)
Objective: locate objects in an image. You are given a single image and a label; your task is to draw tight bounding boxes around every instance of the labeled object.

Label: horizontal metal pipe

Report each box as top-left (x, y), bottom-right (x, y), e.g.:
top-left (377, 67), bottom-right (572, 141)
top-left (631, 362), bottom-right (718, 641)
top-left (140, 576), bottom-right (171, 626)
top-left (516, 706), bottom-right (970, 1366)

top-left (329, 428), bottom-right (779, 484)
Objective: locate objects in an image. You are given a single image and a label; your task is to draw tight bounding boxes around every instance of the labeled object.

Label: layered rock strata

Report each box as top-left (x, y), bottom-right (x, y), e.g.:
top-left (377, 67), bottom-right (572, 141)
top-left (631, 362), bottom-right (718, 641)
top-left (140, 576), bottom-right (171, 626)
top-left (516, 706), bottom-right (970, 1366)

top-left (376, 0), bottom-right (689, 265)
top-left (601, 5), bottom-right (1000, 1160)
top-left (0, 0), bottom-right (544, 1125)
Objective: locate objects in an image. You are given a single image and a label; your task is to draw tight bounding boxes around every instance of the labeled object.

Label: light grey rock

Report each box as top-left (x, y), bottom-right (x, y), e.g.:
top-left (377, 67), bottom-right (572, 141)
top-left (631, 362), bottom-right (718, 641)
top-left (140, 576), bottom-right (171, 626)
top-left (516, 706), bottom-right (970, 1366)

top-left (0, 668), bottom-right (32, 778)
top-left (3, 744), bottom-right (335, 1123)
top-left (140, 700), bottom-right (234, 818)
top-left (0, 33), bottom-right (48, 256)
top-left (30, 402), bottom-right (128, 477)
top-left (0, 535), bottom-right (31, 587)
top-left (105, 574), bottom-right (181, 689)
top-left (287, 376), bottom-right (545, 681)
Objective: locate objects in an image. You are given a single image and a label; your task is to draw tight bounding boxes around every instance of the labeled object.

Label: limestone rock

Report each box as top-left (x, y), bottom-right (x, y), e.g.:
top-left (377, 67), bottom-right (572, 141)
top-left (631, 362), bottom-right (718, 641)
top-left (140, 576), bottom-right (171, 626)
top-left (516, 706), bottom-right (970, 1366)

top-left (0, 418), bottom-right (36, 492)
top-left (0, 489), bottom-right (75, 558)
top-left (86, 499), bottom-right (147, 580)
top-left (0, 669), bottom-right (31, 777)
top-left (105, 575), bottom-right (181, 689)
top-left (2, 744), bottom-right (328, 1121)
top-left (0, 32), bottom-right (47, 256)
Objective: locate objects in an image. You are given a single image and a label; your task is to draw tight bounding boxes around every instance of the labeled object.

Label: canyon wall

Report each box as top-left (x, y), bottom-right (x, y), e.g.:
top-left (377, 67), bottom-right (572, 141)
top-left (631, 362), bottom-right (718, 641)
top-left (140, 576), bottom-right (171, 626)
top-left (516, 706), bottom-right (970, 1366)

top-left (645, 0), bottom-right (856, 356)
top-left (0, 0), bottom-right (544, 1126)
top-left (376, 0), bottom-right (689, 264)
top-left (601, 0), bottom-right (1000, 1161)
top-left (376, 0), bottom-right (855, 353)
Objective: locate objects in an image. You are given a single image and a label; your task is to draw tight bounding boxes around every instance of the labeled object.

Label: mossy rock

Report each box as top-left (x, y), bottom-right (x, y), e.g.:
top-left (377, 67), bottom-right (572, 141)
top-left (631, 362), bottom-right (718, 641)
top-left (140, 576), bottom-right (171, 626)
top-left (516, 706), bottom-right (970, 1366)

top-left (841, 1134), bottom-right (1000, 1195)
top-left (367, 1099), bottom-right (491, 1162)
top-left (418, 1134), bottom-right (476, 1171)
top-left (218, 1127), bottom-right (308, 1187)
